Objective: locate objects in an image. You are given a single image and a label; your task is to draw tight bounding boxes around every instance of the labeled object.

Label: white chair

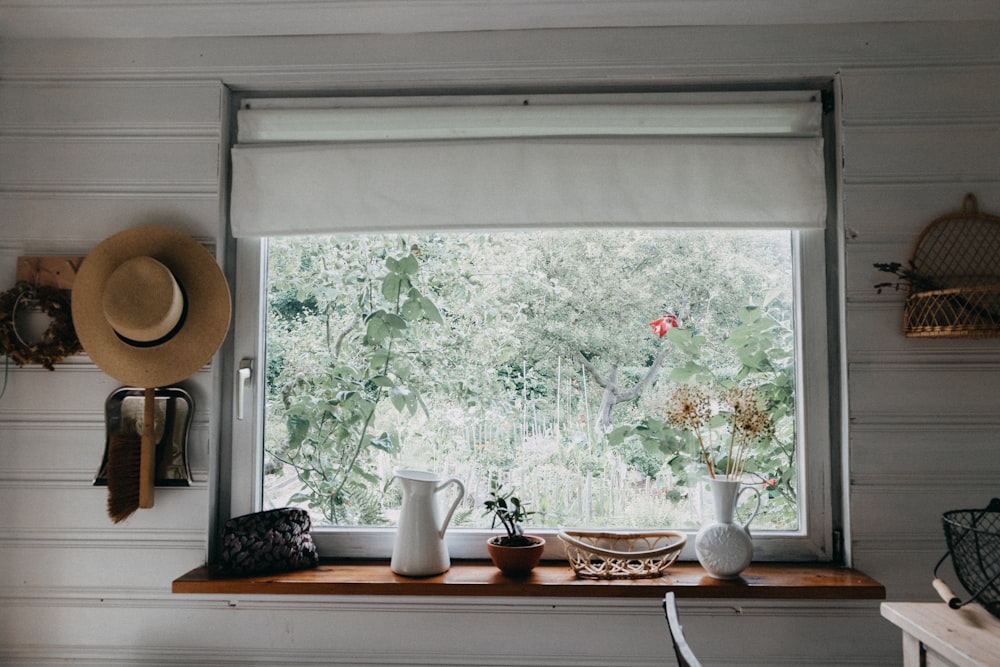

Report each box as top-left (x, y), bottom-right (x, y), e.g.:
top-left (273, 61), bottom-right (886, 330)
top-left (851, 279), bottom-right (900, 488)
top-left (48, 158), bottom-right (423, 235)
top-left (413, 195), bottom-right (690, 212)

top-left (663, 592), bottom-right (703, 667)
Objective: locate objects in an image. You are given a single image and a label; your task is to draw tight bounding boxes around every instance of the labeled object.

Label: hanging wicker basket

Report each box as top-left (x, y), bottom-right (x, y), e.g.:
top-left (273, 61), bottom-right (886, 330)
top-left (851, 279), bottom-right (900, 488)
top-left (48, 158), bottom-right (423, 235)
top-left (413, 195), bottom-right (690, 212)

top-left (903, 194), bottom-right (1000, 338)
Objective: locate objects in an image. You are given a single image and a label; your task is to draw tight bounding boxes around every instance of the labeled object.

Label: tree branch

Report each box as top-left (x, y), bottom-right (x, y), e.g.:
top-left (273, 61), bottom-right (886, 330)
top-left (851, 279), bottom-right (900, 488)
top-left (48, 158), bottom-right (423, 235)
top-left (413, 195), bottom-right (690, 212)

top-left (577, 346), bottom-right (670, 434)
top-left (616, 346), bottom-right (670, 402)
top-left (332, 314), bottom-right (363, 358)
top-left (576, 351), bottom-right (609, 387)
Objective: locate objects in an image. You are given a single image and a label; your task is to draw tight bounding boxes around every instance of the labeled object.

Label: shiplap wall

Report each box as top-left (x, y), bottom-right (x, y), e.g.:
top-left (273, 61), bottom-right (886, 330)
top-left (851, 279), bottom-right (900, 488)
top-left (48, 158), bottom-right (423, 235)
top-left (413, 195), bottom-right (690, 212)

top-left (2, 21), bottom-right (999, 666)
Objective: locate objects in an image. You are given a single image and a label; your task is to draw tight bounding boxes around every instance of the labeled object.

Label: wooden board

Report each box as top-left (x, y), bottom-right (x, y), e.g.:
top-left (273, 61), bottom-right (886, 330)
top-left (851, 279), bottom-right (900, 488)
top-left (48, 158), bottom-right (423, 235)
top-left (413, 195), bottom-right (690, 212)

top-left (15, 256), bottom-right (84, 290)
top-left (174, 560), bottom-right (886, 600)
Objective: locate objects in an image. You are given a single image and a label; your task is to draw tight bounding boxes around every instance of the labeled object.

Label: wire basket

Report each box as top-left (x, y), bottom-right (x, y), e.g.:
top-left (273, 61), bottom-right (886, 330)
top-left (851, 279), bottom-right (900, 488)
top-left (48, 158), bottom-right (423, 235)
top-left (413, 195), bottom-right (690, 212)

top-left (932, 498), bottom-right (1000, 619)
top-left (557, 529), bottom-right (686, 580)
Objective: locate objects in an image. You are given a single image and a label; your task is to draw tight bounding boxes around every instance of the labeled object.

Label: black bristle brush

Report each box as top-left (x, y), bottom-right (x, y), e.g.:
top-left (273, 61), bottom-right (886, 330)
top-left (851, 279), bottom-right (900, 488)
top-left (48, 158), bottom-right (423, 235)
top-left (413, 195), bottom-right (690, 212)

top-left (106, 430), bottom-right (141, 523)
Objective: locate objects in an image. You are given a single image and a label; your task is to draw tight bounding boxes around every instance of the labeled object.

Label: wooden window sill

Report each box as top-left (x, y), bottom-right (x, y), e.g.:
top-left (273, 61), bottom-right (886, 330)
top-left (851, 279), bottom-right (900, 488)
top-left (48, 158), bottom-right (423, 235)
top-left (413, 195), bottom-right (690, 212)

top-left (173, 559), bottom-right (885, 600)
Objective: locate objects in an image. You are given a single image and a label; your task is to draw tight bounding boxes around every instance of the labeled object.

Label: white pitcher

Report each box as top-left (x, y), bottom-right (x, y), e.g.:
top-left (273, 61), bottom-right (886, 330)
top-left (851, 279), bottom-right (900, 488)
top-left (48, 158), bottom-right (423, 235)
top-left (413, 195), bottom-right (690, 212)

top-left (390, 469), bottom-right (465, 577)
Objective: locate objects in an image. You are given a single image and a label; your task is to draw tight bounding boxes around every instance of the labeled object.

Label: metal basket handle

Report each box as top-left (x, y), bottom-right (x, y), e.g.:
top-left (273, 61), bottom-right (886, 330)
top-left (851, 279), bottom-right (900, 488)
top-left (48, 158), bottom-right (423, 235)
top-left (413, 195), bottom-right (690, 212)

top-left (933, 562), bottom-right (1000, 610)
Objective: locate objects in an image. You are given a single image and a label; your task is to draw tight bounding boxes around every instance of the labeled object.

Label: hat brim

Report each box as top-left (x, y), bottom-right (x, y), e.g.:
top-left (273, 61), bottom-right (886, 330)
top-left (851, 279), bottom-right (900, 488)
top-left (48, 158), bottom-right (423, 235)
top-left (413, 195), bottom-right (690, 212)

top-left (72, 226), bottom-right (231, 388)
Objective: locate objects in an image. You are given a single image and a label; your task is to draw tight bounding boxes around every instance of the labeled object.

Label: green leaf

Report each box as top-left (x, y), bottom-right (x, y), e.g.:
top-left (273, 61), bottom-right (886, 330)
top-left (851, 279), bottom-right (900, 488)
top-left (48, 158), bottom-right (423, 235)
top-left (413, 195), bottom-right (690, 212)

top-left (421, 297), bottom-right (444, 324)
top-left (669, 362), bottom-right (706, 382)
top-left (356, 469), bottom-right (380, 484)
top-left (739, 305), bottom-right (761, 323)
top-left (393, 359), bottom-right (412, 381)
top-left (416, 392), bottom-right (431, 419)
top-left (355, 398), bottom-right (376, 420)
top-left (370, 432), bottom-right (394, 452)
top-left (364, 309), bottom-right (389, 343)
top-left (334, 390), bottom-right (358, 403)
top-left (381, 313), bottom-right (407, 331)
top-left (398, 254), bottom-right (420, 276)
top-left (606, 425), bottom-right (632, 447)
top-left (285, 414), bottom-right (310, 447)
top-left (370, 375), bottom-right (394, 388)
top-left (381, 274), bottom-right (402, 301)
top-left (400, 298), bottom-right (423, 320)
top-left (370, 350), bottom-right (390, 370)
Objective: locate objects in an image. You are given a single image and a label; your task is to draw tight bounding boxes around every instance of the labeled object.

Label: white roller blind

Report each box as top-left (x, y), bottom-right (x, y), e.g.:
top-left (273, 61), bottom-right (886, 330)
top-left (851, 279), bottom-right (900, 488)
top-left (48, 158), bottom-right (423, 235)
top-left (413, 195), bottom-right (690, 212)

top-left (230, 94), bottom-right (827, 237)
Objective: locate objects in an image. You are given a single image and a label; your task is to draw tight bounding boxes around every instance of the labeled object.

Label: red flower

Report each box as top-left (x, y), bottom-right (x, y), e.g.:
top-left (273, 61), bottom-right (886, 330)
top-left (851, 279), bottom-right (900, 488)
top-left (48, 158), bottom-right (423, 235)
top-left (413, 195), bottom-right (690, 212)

top-left (649, 314), bottom-right (680, 338)
top-left (763, 478), bottom-right (778, 491)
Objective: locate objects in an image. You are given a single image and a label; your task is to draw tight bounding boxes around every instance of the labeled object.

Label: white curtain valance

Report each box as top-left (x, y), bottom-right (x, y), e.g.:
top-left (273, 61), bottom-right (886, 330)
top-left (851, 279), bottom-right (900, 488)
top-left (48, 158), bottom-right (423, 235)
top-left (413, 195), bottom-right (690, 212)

top-left (230, 98), bottom-right (827, 237)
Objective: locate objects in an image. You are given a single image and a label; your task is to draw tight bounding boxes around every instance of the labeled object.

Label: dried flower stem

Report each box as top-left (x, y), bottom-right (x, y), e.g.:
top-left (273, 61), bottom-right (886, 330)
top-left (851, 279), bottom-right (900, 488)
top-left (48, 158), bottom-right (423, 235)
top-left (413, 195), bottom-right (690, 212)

top-left (697, 432), bottom-right (716, 479)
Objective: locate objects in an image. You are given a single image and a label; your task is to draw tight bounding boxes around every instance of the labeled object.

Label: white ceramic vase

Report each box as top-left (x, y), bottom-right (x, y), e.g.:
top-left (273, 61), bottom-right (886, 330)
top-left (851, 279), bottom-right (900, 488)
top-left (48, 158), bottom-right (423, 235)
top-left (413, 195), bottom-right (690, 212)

top-left (695, 478), bottom-right (761, 580)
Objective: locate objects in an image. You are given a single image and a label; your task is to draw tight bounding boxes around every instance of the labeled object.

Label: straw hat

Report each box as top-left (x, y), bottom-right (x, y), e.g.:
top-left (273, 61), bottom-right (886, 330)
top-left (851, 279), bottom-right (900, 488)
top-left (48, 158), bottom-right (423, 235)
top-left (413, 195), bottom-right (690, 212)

top-left (72, 226), bottom-right (231, 388)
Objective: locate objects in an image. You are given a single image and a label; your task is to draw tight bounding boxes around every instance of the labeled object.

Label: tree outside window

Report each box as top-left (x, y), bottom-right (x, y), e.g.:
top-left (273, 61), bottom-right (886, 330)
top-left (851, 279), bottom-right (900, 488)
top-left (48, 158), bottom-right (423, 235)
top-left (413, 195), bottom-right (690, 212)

top-left (262, 229), bottom-right (798, 532)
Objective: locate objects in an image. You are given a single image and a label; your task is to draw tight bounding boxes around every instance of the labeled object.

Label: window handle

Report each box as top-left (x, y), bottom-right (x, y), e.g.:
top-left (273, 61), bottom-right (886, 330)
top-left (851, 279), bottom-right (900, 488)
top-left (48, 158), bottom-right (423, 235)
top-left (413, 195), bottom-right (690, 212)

top-left (237, 358), bottom-right (254, 420)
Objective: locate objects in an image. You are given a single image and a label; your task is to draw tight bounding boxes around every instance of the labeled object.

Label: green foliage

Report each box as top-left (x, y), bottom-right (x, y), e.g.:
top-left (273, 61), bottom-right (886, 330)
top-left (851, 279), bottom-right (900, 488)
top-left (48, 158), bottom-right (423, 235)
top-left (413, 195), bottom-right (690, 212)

top-left (266, 240), bottom-right (440, 524)
top-left (263, 230), bottom-right (800, 530)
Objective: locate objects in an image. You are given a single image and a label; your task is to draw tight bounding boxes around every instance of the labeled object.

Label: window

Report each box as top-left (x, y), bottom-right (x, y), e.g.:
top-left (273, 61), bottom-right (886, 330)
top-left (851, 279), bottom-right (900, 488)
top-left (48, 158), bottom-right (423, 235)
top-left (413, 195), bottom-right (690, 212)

top-left (225, 91), bottom-right (835, 561)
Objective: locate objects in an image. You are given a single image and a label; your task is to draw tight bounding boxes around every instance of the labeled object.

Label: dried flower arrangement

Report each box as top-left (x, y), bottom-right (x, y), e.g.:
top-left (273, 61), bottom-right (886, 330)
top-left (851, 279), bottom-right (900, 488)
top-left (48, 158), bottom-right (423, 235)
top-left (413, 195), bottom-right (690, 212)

top-left (663, 384), bottom-right (775, 480)
top-left (872, 261), bottom-right (937, 294)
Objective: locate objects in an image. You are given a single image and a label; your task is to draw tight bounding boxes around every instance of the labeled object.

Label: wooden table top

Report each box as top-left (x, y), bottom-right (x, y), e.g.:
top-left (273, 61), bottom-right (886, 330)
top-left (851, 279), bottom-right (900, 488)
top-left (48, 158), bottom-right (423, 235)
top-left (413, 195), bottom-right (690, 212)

top-left (882, 601), bottom-right (1000, 667)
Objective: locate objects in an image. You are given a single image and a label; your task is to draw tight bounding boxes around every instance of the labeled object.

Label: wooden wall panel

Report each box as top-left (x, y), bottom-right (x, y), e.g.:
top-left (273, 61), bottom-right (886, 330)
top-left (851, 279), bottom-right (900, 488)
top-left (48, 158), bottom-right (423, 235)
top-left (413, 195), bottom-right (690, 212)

top-left (851, 544), bottom-right (946, 600)
top-left (0, 422), bottom-right (212, 484)
top-left (0, 599), bottom-right (898, 666)
top-left (0, 486), bottom-right (209, 532)
top-left (839, 54), bottom-right (1000, 628)
top-left (851, 486), bottom-right (997, 541)
top-left (850, 424), bottom-right (1000, 480)
top-left (0, 137), bottom-right (220, 191)
top-left (848, 362), bottom-right (1000, 421)
top-left (843, 304), bottom-right (997, 359)
top-left (841, 184), bottom-right (1000, 243)
top-left (842, 126), bottom-right (1000, 183)
top-left (0, 75), bottom-right (224, 665)
top-left (0, 195), bottom-right (221, 246)
top-left (840, 67), bottom-right (1000, 123)
top-left (0, 81), bottom-right (222, 129)
top-left (0, 544), bottom-right (206, 594)
top-left (0, 79), bottom-right (222, 246)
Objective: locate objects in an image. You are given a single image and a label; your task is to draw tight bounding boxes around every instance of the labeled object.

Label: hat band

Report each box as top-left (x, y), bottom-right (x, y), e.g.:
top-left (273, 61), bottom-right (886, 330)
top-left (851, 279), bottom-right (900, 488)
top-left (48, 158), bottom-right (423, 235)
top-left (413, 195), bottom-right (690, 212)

top-left (113, 282), bottom-right (189, 349)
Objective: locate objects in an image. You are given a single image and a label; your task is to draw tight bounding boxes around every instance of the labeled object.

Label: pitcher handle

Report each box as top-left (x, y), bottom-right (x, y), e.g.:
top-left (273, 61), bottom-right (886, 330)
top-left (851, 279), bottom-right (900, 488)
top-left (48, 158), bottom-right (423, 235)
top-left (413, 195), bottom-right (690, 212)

top-left (435, 477), bottom-right (465, 539)
top-left (736, 484), bottom-right (761, 530)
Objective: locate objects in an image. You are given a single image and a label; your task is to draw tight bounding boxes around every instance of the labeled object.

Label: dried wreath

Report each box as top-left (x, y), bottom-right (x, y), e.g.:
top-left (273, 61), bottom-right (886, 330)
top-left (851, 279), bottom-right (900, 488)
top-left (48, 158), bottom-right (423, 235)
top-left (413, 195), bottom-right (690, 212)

top-left (0, 281), bottom-right (81, 370)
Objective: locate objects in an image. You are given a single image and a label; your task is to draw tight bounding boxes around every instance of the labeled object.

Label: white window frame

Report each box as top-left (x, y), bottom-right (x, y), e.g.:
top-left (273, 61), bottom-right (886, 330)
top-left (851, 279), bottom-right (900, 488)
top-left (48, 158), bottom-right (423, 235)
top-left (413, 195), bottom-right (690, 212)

top-left (222, 91), bottom-right (837, 563)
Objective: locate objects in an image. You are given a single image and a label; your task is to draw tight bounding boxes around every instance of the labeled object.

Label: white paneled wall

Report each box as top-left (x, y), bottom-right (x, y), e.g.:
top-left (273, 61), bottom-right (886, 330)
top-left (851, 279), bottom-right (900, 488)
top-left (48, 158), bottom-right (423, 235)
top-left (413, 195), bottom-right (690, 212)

top-left (840, 62), bottom-right (1000, 604)
top-left (2, 21), bottom-right (999, 666)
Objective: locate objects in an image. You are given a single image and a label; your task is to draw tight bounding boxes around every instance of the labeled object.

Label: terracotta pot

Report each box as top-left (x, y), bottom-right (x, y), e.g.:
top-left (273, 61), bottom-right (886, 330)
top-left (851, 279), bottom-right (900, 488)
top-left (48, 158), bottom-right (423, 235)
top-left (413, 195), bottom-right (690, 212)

top-left (486, 535), bottom-right (546, 575)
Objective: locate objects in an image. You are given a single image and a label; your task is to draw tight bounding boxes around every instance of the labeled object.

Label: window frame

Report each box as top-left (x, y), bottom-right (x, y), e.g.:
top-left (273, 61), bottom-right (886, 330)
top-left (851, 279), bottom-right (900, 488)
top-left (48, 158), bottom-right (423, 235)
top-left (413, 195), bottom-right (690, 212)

top-left (221, 91), bottom-right (839, 564)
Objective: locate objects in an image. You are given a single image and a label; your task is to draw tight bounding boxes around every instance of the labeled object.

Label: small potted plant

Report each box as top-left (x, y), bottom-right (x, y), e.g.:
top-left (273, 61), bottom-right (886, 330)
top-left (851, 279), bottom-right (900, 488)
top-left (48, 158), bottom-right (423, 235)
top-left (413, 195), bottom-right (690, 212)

top-left (483, 484), bottom-right (545, 575)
